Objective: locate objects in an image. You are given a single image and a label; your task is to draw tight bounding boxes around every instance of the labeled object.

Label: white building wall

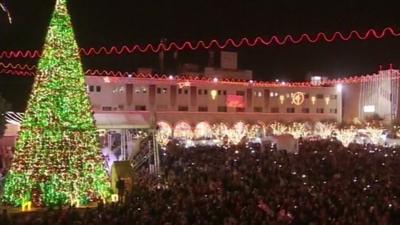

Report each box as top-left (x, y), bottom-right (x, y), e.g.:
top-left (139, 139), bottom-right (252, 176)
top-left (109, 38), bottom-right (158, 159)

top-left (85, 76), bottom-right (343, 126)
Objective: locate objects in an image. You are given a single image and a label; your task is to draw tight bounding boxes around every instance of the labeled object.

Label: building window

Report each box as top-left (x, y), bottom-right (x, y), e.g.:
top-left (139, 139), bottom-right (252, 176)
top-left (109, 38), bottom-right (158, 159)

top-left (254, 107), bottom-right (263, 112)
top-left (218, 90), bottom-right (222, 95)
top-left (198, 89), bottom-right (202, 95)
top-left (316, 108), bottom-right (324, 113)
top-left (236, 107), bottom-right (245, 112)
top-left (204, 89), bottom-right (208, 95)
top-left (271, 107), bottom-right (279, 113)
top-left (157, 88), bottom-right (167, 94)
top-left (316, 94), bottom-right (324, 99)
top-left (198, 106), bottom-right (208, 112)
top-left (330, 95), bottom-right (337, 100)
top-left (96, 86), bottom-right (101, 92)
top-left (218, 106), bottom-right (227, 112)
top-left (178, 106), bottom-right (189, 111)
top-left (236, 90), bottom-right (245, 96)
top-left (286, 107), bottom-right (295, 113)
top-left (304, 94), bottom-right (309, 99)
top-left (89, 85), bottom-right (94, 92)
top-left (178, 89), bottom-right (182, 94)
top-left (330, 108), bottom-right (337, 114)
top-left (184, 89), bottom-right (189, 95)
top-left (102, 106), bottom-right (112, 111)
top-left (301, 108), bottom-right (310, 113)
top-left (223, 90), bottom-right (227, 95)
top-left (135, 105), bottom-right (146, 111)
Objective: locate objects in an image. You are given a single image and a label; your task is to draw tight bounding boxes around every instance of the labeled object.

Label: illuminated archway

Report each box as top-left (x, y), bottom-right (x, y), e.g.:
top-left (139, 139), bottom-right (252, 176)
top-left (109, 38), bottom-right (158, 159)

top-left (156, 121), bottom-right (172, 146)
top-left (174, 121), bottom-right (193, 139)
top-left (194, 122), bottom-right (213, 139)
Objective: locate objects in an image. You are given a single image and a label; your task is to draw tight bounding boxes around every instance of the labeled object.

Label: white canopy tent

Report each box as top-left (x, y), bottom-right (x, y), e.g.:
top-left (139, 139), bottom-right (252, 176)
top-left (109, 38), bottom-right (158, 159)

top-left (262, 134), bottom-right (299, 153)
top-left (94, 112), bottom-right (151, 129)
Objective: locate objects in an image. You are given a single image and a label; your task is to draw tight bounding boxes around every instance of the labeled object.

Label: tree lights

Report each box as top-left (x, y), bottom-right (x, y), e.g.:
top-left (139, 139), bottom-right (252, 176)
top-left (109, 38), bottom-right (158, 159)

top-left (2, 0), bottom-right (110, 207)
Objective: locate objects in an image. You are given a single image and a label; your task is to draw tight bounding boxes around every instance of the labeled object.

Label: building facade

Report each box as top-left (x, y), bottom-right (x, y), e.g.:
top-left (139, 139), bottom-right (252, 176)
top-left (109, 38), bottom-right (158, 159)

top-left (87, 76), bottom-right (343, 130)
top-left (342, 69), bottom-right (400, 124)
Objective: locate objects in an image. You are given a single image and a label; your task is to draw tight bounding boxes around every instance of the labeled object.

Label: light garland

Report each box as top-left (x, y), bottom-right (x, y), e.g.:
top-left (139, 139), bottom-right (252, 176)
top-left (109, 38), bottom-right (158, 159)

top-left (1, 64), bottom-right (399, 87)
top-left (0, 2), bottom-right (12, 24)
top-left (0, 27), bottom-right (399, 58)
top-left (2, 0), bottom-right (110, 207)
top-left (156, 121), bottom-right (390, 148)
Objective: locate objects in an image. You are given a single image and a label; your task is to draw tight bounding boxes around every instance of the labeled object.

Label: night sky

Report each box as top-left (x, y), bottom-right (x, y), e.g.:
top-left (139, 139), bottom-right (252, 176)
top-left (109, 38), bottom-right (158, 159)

top-left (0, 0), bottom-right (399, 111)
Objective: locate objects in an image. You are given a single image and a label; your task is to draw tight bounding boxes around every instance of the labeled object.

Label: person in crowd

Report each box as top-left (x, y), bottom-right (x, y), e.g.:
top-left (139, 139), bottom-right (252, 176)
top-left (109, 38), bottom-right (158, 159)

top-left (116, 177), bottom-right (125, 203)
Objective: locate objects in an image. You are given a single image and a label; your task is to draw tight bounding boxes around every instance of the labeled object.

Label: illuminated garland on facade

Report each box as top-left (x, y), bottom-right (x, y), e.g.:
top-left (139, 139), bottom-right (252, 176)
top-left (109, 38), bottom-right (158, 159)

top-left (2, 0), bottom-right (110, 207)
top-left (1, 65), bottom-right (400, 87)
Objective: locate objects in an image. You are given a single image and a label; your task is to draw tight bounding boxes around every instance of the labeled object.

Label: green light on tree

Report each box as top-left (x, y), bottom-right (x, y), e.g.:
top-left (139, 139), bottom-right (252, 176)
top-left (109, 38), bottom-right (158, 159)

top-left (2, 0), bottom-right (110, 207)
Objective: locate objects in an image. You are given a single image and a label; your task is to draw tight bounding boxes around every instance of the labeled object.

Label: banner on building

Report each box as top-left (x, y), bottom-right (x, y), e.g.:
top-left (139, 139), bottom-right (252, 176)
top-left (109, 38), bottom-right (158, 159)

top-left (226, 95), bottom-right (244, 108)
top-left (220, 51), bottom-right (238, 70)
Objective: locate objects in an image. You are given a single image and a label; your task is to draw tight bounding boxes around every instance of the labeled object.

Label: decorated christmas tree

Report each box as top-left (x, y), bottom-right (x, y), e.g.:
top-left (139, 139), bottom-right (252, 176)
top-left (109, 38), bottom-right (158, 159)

top-left (2, 0), bottom-right (110, 207)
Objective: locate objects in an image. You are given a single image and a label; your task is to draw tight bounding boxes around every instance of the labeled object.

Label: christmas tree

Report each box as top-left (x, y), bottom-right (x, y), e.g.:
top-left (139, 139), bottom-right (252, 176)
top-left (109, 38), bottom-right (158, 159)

top-left (2, 0), bottom-right (110, 207)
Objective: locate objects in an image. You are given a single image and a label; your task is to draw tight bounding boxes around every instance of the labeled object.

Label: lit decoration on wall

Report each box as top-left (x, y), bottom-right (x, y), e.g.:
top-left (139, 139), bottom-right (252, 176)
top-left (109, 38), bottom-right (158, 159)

top-left (174, 122), bottom-right (193, 139)
top-left (177, 81), bottom-right (191, 89)
top-left (291, 92), bottom-right (305, 105)
top-left (2, 27), bottom-right (398, 58)
top-left (226, 95), bottom-right (245, 108)
top-left (311, 96), bottom-right (316, 105)
top-left (325, 97), bottom-right (330, 105)
top-left (2, 0), bottom-right (110, 207)
top-left (336, 84), bottom-right (343, 92)
top-left (194, 122), bottom-right (213, 139)
top-left (103, 77), bottom-right (111, 83)
top-left (210, 90), bottom-right (218, 100)
top-left (279, 95), bottom-right (285, 104)
top-left (213, 77), bottom-right (219, 83)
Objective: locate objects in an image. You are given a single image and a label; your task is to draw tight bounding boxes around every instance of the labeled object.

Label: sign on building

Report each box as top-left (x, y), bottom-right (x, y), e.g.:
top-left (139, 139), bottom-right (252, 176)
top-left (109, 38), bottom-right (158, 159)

top-left (220, 51), bottom-right (238, 70)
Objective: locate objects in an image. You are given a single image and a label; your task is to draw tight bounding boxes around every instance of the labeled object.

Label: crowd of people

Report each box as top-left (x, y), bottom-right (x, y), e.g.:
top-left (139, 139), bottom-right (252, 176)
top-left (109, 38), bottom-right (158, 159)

top-left (1, 139), bottom-right (400, 225)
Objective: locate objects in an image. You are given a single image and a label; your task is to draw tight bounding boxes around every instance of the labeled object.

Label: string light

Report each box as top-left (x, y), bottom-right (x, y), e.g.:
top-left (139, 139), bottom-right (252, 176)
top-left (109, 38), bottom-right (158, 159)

top-left (2, 65), bottom-right (399, 87)
top-left (0, 2), bottom-right (12, 24)
top-left (0, 27), bottom-right (399, 58)
top-left (155, 121), bottom-right (390, 148)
